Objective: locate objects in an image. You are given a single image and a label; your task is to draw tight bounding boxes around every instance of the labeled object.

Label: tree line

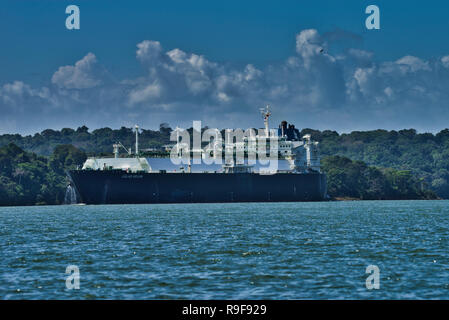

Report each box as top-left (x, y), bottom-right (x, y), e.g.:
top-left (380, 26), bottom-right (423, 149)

top-left (322, 155), bottom-right (436, 200)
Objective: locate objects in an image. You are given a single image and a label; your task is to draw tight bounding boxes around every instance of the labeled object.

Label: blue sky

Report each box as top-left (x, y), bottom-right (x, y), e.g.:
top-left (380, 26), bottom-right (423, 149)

top-left (1, 0), bottom-right (449, 134)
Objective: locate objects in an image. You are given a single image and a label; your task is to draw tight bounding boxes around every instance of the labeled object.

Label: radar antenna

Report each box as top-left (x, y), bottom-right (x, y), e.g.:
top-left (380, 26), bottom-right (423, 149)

top-left (113, 142), bottom-right (132, 158)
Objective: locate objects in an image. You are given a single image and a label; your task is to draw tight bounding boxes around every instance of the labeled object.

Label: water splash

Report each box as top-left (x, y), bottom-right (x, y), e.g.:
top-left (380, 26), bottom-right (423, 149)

top-left (64, 185), bottom-right (77, 204)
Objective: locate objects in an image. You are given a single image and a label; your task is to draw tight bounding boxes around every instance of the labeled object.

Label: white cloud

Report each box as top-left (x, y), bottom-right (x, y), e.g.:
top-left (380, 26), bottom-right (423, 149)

top-left (348, 48), bottom-right (373, 60)
top-left (296, 29), bottom-right (323, 60)
top-left (128, 82), bottom-right (162, 105)
top-left (136, 40), bottom-right (164, 63)
top-left (0, 81), bottom-right (52, 107)
top-left (442, 55), bottom-right (449, 68)
top-left (51, 53), bottom-right (102, 89)
top-left (395, 55), bottom-right (431, 73)
top-left (384, 87), bottom-right (394, 98)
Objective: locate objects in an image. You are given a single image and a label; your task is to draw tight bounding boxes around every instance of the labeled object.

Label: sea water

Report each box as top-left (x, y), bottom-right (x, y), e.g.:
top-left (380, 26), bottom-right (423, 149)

top-left (1, 200), bottom-right (449, 299)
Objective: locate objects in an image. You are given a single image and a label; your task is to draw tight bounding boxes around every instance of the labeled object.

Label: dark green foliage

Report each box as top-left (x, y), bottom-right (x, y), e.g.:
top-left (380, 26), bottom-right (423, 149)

top-left (322, 156), bottom-right (436, 200)
top-left (49, 144), bottom-right (87, 175)
top-left (0, 143), bottom-right (86, 206)
top-left (0, 124), bottom-right (172, 156)
top-left (298, 128), bottom-right (449, 198)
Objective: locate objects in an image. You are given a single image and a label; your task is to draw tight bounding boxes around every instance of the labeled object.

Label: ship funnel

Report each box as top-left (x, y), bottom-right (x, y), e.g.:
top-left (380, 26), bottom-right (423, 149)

top-left (280, 120), bottom-right (287, 137)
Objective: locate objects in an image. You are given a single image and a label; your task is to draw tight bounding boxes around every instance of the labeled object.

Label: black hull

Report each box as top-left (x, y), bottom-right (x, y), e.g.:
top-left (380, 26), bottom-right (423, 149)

top-left (68, 170), bottom-right (327, 204)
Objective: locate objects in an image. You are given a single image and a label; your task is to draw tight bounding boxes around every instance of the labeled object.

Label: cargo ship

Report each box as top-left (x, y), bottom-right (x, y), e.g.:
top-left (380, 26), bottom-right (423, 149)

top-left (68, 107), bottom-right (327, 204)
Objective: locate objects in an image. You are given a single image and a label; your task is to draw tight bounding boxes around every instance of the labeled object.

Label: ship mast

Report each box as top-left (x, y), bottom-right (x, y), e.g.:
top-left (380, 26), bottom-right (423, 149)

top-left (175, 126), bottom-right (181, 157)
top-left (113, 144), bottom-right (120, 158)
top-left (135, 125), bottom-right (139, 157)
top-left (260, 105), bottom-right (271, 136)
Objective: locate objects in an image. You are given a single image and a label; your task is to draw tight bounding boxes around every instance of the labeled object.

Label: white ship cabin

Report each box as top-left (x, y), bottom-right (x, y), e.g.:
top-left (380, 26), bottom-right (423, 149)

top-left (242, 135), bottom-right (297, 156)
top-left (81, 125), bottom-right (151, 173)
top-left (82, 157), bottom-right (151, 173)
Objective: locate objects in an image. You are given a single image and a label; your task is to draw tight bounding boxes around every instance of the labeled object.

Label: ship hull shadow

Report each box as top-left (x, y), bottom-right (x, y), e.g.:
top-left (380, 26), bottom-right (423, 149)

top-left (69, 170), bottom-right (327, 205)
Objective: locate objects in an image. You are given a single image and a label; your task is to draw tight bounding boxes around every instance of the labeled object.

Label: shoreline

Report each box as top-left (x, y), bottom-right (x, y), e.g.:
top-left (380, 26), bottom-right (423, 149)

top-left (332, 197), bottom-right (442, 201)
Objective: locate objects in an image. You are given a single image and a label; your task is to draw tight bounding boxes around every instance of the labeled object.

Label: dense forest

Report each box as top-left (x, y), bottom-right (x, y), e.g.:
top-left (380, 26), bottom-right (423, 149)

top-left (0, 143), bottom-right (86, 206)
top-left (0, 123), bottom-right (446, 205)
top-left (322, 156), bottom-right (435, 200)
top-left (302, 128), bottom-right (449, 198)
top-left (0, 125), bottom-right (172, 157)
